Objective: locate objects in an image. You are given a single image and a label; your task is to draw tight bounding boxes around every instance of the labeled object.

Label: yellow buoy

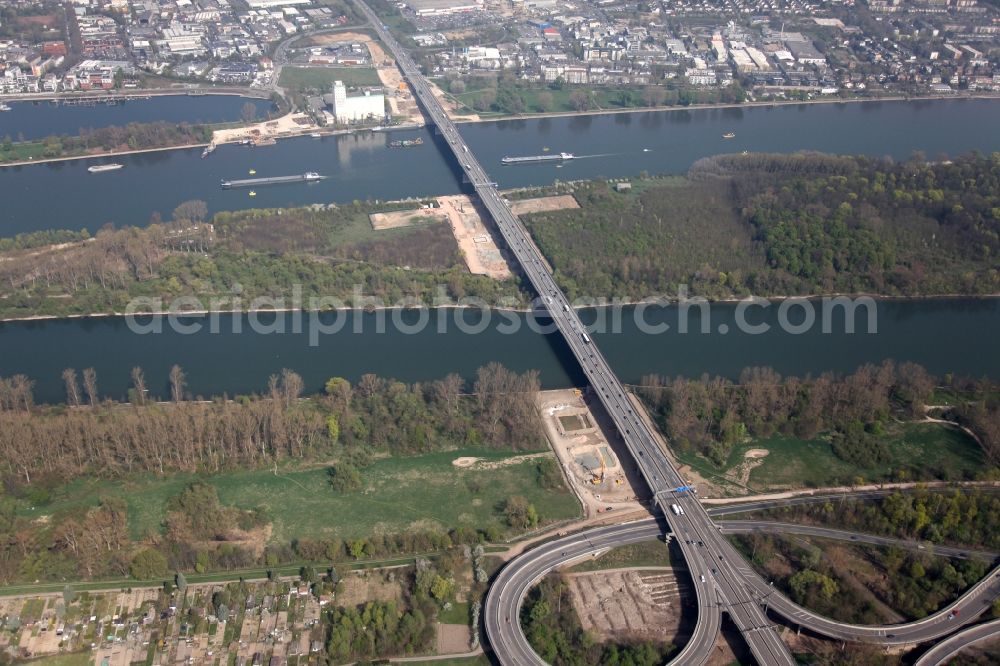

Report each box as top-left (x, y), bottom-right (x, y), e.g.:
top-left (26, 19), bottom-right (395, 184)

top-left (248, 191), bottom-right (257, 197)
top-left (249, 169), bottom-right (256, 175)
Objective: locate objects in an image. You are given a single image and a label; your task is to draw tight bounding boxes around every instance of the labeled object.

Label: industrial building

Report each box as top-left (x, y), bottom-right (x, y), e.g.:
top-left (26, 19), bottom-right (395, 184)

top-left (406, 0), bottom-right (483, 16)
top-left (330, 80), bottom-right (385, 124)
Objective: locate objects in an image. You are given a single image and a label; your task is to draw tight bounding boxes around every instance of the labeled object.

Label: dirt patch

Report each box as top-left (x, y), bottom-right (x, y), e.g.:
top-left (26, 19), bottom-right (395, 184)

top-left (370, 207), bottom-right (447, 230)
top-left (241, 524), bottom-right (273, 558)
top-left (436, 623), bottom-right (472, 654)
top-left (730, 454), bottom-right (768, 487)
top-left (204, 524), bottom-right (271, 559)
top-left (452, 452), bottom-right (551, 470)
top-left (673, 461), bottom-right (726, 498)
top-left (475, 452), bottom-right (552, 470)
top-left (211, 112), bottom-right (317, 146)
top-left (508, 194), bottom-right (579, 216)
top-left (306, 31), bottom-right (377, 46)
top-left (564, 569), bottom-right (686, 642)
top-left (437, 195), bottom-right (512, 280)
top-left (336, 570), bottom-right (404, 608)
top-left (441, 29), bottom-right (479, 41)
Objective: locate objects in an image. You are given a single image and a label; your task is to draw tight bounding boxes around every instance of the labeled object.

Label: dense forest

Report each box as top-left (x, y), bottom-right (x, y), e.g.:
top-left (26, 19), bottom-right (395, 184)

top-left (0, 122), bottom-right (215, 162)
top-left (637, 361), bottom-right (1000, 473)
top-left (731, 532), bottom-right (992, 624)
top-left (522, 576), bottom-right (672, 666)
top-left (0, 364), bottom-right (543, 584)
top-left (523, 152), bottom-right (1000, 300)
top-left (0, 200), bottom-right (524, 319)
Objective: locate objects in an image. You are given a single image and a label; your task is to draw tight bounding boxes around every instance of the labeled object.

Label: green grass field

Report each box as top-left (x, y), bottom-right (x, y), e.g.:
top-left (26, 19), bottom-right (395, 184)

top-left (409, 657), bottom-right (490, 666)
top-left (320, 203), bottom-right (443, 247)
top-left (679, 422), bottom-right (985, 491)
top-left (566, 539), bottom-right (674, 573)
top-left (437, 600), bottom-right (470, 625)
top-left (278, 66), bottom-right (381, 92)
top-left (26, 449), bottom-right (579, 543)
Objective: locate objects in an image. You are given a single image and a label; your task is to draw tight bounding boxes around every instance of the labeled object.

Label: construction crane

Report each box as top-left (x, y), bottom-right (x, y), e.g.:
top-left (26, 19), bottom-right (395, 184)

top-left (590, 449), bottom-right (606, 485)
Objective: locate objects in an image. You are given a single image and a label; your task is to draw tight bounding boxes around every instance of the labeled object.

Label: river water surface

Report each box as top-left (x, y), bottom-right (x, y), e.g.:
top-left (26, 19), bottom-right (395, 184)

top-left (1, 98), bottom-right (999, 235)
top-left (1, 299), bottom-right (998, 404)
top-left (2, 98), bottom-right (999, 400)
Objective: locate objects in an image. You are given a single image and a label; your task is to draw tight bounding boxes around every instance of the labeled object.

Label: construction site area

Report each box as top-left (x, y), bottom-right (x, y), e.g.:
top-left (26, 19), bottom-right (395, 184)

top-left (367, 193), bottom-right (579, 281)
top-left (303, 31), bottom-right (423, 125)
top-left (565, 568), bottom-right (688, 642)
top-left (537, 389), bottom-right (646, 516)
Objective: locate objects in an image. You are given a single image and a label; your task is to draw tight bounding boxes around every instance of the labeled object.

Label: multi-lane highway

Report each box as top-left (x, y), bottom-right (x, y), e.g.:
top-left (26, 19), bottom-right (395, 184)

top-left (355, 3), bottom-right (794, 663)
top-left (717, 520), bottom-right (999, 561)
top-left (485, 520), bottom-right (707, 666)
top-left (738, 554), bottom-right (1000, 645)
top-left (354, 5), bottom-right (1000, 663)
top-left (488, 517), bottom-right (1000, 657)
top-left (914, 618), bottom-right (1000, 666)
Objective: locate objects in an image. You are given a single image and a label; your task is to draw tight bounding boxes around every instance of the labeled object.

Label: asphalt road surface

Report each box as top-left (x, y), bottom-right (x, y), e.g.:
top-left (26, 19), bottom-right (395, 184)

top-left (486, 517), bottom-right (1000, 659)
top-left (718, 520), bottom-right (998, 561)
top-left (914, 617), bottom-right (1000, 665)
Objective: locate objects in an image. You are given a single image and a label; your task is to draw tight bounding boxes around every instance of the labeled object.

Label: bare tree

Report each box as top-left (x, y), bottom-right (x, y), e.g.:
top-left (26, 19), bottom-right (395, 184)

top-left (171, 200), bottom-right (208, 224)
top-left (131, 367), bottom-right (147, 406)
top-left (280, 369), bottom-right (304, 408)
top-left (83, 368), bottom-right (98, 407)
top-left (62, 368), bottom-right (81, 407)
top-left (169, 365), bottom-right (186, 403)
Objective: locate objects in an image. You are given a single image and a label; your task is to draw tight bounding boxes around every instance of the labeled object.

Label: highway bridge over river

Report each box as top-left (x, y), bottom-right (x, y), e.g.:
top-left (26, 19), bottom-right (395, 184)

top-left (356, 3), bottom-right (1000, 663)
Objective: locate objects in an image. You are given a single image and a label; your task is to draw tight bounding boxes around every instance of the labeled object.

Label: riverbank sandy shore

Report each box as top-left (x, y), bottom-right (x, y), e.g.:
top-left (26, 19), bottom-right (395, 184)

top-left (0, 88), bottom-right (272, 103)
top-left (1, 292), bottom-right (997, 325)
top-left (0, 142), bottom-right (208, 169)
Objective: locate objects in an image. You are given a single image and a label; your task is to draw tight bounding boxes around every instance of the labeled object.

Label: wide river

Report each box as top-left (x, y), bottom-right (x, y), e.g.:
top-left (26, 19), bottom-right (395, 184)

top-left (1, 298), bottom-right (998, 404)
top-left (1, 97), bottom-right (999, 401)
top-left (1, 98), bottom-right (999, 235)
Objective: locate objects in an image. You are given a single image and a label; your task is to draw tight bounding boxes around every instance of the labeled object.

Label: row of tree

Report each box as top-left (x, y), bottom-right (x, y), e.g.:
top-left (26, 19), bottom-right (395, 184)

top-left (0, 363), bottom-right (542, 481)
top-left (1, 122), bottom-right (215, 161)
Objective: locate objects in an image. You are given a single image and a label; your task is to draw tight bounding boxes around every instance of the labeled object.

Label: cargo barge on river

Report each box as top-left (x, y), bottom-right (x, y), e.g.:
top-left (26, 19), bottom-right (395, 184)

top-left (501, 152), bottom-right (574, 165)
top-left (221, 172), bottom-right (326, 188)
